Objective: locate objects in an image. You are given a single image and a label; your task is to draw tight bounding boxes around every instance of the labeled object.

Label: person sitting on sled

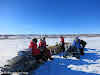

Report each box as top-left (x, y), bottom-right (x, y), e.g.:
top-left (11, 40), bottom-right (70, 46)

top-left (29, 38), bottom-right (47, 63)
top-left (39, 37), bottom-right (46, 48)
top-left (39, 37), bottom-right (53, 60)
top-left (39, 39), bottom-right (44, 53)
top-left (60, 36), bottom-right (65, 52)
top-left (39, 37), bottom-right (47, 53)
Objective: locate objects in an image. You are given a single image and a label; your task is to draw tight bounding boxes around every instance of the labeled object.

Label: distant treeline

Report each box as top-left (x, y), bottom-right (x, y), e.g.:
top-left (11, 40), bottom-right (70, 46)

top-left (0, 34), bottom-right (100, 39)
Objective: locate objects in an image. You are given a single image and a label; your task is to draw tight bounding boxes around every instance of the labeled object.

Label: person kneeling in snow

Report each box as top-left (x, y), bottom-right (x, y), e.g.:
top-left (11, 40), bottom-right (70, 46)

top-left (29, 38), bottom-right (47, 63)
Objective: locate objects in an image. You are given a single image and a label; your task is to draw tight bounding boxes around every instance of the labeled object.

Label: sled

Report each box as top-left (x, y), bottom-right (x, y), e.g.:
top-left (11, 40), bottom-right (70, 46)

top-left (0, 50), bottom-right (46, 75)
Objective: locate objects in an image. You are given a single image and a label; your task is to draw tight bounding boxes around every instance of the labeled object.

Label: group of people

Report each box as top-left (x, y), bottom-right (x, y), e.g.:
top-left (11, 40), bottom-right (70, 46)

top-left (64, 36), bottom-right (87, 59)
top-left (28, 36), bottom-right (65, 63)
top-left (28, 37), bottom-right (53, 63)
top-left (28, 36), bottom-right (87, 63)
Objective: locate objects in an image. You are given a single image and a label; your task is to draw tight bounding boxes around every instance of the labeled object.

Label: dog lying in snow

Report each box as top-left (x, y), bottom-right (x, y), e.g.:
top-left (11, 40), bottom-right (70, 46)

top-left (47, 42), bottom-right (70, 55)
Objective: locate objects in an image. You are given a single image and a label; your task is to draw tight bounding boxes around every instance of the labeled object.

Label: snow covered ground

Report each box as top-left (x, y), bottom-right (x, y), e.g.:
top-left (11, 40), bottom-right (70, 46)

top-left (0, 37), bottom-right (100, 75)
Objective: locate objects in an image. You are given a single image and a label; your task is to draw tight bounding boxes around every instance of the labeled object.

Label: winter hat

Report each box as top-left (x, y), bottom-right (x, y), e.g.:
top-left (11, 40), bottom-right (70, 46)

top-left (32, 38), bottom-right (37, 43)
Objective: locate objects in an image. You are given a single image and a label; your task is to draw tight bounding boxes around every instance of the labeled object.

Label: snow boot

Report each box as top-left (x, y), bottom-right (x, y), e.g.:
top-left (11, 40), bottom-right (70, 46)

top-left (49, 57), bottom-right (54, 60)
top-left (80, 48), bottom-right (84, 55)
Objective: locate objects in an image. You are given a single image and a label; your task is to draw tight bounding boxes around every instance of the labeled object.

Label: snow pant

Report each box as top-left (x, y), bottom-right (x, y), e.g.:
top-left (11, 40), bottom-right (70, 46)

top-left (64, 46), bottom-right (80, 58)
top-left (34, 54), bottom-right (48, 62)
top-left (63, 46), bottom-right (72, 57)
top-left (72, 47), bottom-right (80, 58)
top-left (39, 47), bottom-right (52, 61)
top-left (43, 48), bottom-right (52, 59)
top-left (34, 55), bottom-right (42, 60)
top-left (80, 48), bottom-right (84, 55)
top-left (60, 42), bottom-right (65, 52)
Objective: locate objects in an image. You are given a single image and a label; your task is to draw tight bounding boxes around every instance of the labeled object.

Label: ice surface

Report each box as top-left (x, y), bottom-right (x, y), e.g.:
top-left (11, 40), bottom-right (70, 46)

top-left (0, 37), bottom-right (100, 75)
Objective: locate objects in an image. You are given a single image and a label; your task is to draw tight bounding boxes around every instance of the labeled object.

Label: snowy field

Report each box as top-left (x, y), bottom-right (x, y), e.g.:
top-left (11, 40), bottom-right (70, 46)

top-left (0, 37), bottom-right (100, 75)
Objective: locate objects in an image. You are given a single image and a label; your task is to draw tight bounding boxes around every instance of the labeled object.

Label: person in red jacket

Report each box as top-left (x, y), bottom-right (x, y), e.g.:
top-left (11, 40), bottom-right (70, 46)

top-left (39, 37), bottom-right (46, 48)
top-left (39, 39), bottom-right (45, 53)
top-left (39, 37), bottom-right (53, 60)
top-left (29, 38), bottom-right (44, 62)
top-left (39, 39), bottom-right (44, 48)
top-left (60, 36), bottom-right (64, 43)
top-left (60, 36), bottom-right (65, 52)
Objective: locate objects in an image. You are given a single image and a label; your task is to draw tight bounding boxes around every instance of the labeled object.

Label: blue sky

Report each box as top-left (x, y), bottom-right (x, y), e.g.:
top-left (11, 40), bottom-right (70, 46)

top-left (0, 0), bottom-right (100, 34)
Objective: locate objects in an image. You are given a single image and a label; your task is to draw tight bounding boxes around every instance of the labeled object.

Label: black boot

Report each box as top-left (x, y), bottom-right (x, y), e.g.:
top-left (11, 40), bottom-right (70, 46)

top-left (49, 57), bottom-right (53, 60)
top-left (42, 56), bottom-right (48, 62)
top-left (76, 56), bottom-right (80, 59)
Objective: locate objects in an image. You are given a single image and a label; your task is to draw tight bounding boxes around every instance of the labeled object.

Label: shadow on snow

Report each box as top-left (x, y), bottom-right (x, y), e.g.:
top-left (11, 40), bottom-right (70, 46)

top-left (33, 48), bottom-right (100, 75)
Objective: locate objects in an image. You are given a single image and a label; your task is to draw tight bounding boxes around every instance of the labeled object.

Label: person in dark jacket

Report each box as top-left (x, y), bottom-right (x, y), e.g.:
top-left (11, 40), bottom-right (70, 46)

top-left (60, 36), bottom-right (65, 52)
top-left (80, 40), bottom-right (87, 55)
top-left (42, 37), bottom-right (46, 47)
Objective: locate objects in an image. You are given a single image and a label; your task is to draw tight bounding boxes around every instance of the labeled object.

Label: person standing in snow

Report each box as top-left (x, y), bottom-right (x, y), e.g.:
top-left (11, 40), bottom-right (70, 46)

top-left (80, 40), bottom-right (87, 55)
top-left (60, 36), bottom-right (65, 52)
